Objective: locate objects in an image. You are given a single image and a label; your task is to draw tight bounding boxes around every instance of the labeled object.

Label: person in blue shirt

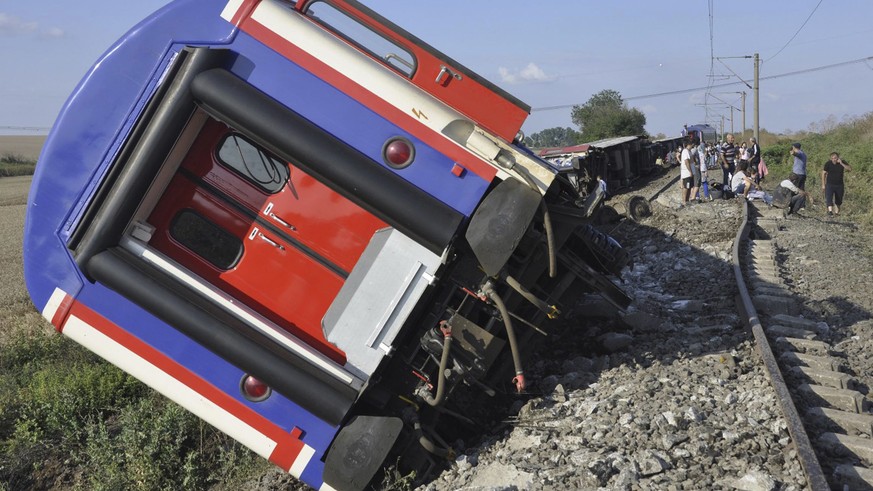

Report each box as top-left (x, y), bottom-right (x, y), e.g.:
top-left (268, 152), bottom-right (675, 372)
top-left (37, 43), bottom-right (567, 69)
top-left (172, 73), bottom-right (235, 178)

top-left (790, 142), bottom-right (808, 190)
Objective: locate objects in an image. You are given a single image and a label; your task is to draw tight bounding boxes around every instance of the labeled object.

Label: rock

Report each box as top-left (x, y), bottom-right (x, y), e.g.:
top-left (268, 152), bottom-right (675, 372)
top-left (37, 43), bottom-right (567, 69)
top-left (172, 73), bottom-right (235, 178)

top-left (637, 450), bottom-right (671, 476)
top-left (731, 470), bottom-right (777, 491)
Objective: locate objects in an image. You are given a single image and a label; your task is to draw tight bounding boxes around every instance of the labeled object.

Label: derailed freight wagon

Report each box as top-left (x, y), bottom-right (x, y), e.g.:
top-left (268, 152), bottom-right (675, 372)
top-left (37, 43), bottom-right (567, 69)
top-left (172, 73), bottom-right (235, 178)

top-left (23, 1), bottom-right (631, 489)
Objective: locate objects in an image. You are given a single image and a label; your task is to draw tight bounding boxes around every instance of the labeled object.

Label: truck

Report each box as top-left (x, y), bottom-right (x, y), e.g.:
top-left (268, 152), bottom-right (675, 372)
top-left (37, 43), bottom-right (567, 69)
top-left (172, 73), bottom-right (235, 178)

top-left (23, 1), bottom-right (631, 489)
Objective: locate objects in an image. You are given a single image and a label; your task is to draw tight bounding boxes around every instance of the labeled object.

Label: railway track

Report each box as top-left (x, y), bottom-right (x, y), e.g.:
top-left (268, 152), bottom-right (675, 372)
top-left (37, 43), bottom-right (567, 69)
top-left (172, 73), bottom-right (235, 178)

top-left (737, 200), bottom-right (873, 491)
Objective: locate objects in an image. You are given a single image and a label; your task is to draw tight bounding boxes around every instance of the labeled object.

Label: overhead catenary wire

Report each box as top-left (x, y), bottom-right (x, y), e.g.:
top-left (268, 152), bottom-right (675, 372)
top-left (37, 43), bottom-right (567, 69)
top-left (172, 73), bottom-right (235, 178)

top-left (531, 55), bottom-right (873, 112)
top-left (766, 0), bottom-right (825, 62)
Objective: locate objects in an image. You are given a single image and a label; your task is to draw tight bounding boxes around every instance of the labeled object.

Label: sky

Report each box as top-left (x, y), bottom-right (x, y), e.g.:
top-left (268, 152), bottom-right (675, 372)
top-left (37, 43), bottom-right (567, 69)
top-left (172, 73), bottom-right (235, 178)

top-left (1, 0), bottom-right (872, 139)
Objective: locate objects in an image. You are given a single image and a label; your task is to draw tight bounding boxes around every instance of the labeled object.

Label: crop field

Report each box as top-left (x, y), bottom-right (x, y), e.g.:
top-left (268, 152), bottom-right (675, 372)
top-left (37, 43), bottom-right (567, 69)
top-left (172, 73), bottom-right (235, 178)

top-left (0, 176), bottom-right (50, 346)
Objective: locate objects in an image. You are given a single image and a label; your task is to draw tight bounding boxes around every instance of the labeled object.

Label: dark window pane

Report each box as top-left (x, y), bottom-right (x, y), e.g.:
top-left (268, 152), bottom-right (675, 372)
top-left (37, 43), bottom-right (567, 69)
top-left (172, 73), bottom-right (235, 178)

top-left (217, 133), bottom-right (289, 194)
top-left (170, 210), bottom-right (243, 270)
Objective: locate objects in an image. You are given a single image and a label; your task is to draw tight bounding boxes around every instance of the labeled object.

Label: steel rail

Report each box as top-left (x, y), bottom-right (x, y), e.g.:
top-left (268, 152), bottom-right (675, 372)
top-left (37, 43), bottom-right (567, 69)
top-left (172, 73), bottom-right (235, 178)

top-left (731, 201), bottom-right (829, 491)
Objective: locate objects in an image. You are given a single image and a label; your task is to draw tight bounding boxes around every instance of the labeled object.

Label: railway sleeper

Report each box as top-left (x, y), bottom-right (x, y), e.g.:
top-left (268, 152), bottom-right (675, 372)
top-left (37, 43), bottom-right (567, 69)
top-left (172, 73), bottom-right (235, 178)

top-left (766, 324), bottom-right (819, 340)
top-left (789, 366), bottom-right (856, 390)
top-left (774, 337), bottom-right (833, 356)
top-left (779, 352), bottom-right (846, 373)
top-left (821, 432), bottom-right (873, 468)
top-left (835, 464), bottom-right (873, 490)
top-left (808, 407), bottom-right (873, 437)
top-left (798, 384), bottom-right (867, 414)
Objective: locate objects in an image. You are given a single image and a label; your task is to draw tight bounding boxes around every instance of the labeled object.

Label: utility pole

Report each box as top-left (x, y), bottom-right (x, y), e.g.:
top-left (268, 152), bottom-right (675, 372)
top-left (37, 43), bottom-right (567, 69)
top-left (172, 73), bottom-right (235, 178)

top-left (741, 91), bottom-right (746, 136)
top-left (753, 53), bottom-right (759, 141)
top-left (715, 55), bottom-right (759, 140)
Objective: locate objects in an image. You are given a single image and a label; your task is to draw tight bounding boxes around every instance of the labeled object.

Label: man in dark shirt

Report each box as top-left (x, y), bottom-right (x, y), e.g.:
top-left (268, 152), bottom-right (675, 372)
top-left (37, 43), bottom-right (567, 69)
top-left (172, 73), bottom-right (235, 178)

top-left (718, 133), bottom-right (737, 188)
top-left (821, 152), bottom-right (852, 215)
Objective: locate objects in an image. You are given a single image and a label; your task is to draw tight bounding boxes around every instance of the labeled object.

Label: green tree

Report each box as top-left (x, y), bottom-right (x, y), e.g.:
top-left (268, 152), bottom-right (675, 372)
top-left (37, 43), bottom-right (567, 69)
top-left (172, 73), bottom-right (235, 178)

top-left (525, 127), bottom-right (582, 148)
top-left (571, 89), bottom-right (646, 142)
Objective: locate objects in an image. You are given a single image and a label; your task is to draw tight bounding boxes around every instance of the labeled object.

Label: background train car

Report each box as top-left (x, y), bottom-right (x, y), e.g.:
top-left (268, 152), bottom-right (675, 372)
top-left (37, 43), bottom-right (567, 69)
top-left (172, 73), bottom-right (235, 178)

top-left (684, 123), bottom-right (719, 144)
top-left (538, 135), bottom-right (661, 193)
top-left (22, 1), bottom-right (631, 489)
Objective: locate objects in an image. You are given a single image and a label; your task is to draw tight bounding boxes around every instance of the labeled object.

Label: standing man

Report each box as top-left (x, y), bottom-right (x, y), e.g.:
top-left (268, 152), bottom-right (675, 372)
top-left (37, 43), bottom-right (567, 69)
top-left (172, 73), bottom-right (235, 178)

top-left (719, 133), bottom-right (738, 189)
top-left (821, 152), bottom-right (852, 216)
top-left (747, 137), bottom-right (761, 184)
top-left (790, 143), bottom-right (808, 190)
top-left (679, 142), bottom-right (694, 207)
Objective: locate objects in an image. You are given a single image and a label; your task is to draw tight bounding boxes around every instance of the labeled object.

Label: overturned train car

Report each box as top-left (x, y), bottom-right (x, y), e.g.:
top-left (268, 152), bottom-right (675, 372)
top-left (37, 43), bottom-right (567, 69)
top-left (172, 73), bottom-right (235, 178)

top-left (22, 1), bottom-right (631, 489)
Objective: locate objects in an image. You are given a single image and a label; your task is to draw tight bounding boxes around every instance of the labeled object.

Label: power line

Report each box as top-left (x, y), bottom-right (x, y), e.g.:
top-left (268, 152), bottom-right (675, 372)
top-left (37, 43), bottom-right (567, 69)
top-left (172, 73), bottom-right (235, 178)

top-left (767, 0), bottom-right (825, 62)
top-left (530, 55), bottom-right (872, 112)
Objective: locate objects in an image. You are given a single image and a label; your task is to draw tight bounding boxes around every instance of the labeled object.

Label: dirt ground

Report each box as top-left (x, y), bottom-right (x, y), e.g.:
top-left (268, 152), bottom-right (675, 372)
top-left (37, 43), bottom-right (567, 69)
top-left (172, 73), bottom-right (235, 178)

top-left (0, 135), bottom-right (46, 161)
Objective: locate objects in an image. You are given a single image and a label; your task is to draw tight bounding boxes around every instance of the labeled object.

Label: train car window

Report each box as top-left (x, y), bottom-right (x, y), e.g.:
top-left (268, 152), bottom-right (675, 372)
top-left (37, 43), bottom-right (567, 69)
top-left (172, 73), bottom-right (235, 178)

top-left (304, 1), bottom-right (416, 77)
top-left (217, 133), bottom-right (289, 194)
top-left (169, 209), bottom-right (243, 270)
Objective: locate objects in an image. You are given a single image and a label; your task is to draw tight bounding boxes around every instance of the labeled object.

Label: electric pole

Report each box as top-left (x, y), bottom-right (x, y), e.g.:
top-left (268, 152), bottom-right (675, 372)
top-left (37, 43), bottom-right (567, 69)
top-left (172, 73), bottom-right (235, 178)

top-left (754, 53), bottom-right (759, 141)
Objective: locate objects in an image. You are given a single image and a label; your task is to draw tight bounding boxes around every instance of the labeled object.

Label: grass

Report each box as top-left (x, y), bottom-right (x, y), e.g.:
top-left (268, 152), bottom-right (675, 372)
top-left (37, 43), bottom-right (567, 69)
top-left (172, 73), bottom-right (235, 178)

top-left (0, 153), bottom-right (36, 178)
top-left (758, 112), bottom-right (873, 226)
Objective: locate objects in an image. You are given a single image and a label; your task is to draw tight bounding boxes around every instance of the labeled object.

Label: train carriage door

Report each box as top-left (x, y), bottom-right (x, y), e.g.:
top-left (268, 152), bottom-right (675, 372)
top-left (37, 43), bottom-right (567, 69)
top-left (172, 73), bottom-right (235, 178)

top-left (146, 118), bottom-right (386, 362)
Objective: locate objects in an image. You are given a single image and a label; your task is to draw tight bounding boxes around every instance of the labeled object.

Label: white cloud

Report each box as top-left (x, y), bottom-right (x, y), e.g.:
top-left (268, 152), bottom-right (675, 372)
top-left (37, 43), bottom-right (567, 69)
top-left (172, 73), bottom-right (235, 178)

top-left (498, 62), bottom-right (555, 84)
top-left (0, 12), bottom-right (63, 38)
top-left (0, 13), bottom-right (38, 35)
top-left (41, 26), bottom-right (65, 38)
top-left (640, 104), bottom-right (658, 114)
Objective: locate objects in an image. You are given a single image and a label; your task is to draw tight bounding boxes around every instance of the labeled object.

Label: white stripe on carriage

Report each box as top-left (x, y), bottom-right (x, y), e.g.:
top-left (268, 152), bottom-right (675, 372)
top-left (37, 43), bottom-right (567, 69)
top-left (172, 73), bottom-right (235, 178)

top-left (290, 443), bottom-right (316, 479)
top-left (41, 287), bottom-right (68, 322)
top-left (220, 0), bottom-right (246, 23)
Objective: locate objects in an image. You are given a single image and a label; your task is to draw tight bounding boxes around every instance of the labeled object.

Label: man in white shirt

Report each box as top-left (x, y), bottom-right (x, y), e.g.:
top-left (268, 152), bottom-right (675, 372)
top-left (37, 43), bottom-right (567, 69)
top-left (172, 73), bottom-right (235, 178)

top-left (679, 142), bottom-right (694, 207)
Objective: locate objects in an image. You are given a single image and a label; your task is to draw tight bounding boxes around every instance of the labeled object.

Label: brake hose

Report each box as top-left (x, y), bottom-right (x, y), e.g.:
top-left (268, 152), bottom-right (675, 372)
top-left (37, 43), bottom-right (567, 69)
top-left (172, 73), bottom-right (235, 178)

top-left (482, 282), bottom-right (525, 392)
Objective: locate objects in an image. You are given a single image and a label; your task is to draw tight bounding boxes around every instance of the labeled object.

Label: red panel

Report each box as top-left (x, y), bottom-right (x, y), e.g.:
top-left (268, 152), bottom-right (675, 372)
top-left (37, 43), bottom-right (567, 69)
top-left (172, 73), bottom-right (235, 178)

top-left (182, 120), bottom-right (386, 272)
top-left (148, 177), bottom-right (347, 363)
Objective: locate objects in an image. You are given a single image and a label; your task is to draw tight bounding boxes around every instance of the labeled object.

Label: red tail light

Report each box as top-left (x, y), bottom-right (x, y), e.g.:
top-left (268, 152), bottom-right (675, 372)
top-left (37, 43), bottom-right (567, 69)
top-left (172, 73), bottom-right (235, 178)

top-left (240, 374), bottom-right (271, 402)
top-left (383, 137), bottom-right (415, 169)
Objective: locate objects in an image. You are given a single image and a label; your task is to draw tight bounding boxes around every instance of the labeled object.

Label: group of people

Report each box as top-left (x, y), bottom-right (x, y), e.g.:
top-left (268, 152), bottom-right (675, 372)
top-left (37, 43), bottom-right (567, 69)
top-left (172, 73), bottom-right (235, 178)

top-left (673, 134), bottom-right (852, 216)
top-left (769, 143), bottom-right (852, 217)
top-left (676, 133), bottom-right (763, 207)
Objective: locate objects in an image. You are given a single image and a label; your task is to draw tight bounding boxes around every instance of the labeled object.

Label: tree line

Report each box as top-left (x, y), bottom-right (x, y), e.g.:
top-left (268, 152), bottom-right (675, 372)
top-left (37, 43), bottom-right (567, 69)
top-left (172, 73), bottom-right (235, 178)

top-left (525, 89), bottom-right (647, 148)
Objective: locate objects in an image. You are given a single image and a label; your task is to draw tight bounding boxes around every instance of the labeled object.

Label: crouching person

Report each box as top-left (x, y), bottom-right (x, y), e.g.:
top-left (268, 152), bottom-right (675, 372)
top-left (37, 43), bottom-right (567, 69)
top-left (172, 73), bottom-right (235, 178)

top-left (772, 173), bottom-right (811, 217)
